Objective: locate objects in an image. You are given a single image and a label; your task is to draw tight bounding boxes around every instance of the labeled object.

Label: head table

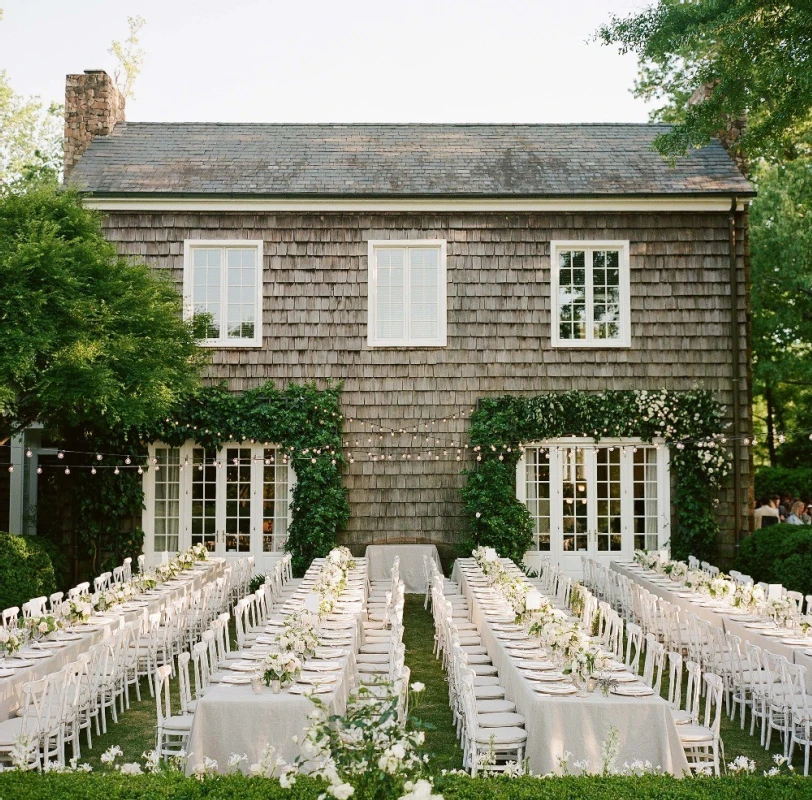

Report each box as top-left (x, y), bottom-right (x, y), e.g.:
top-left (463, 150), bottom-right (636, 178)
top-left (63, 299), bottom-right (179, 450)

top-left (452, 558), bottom-right (690, 776)
top-left (0, 558), bottom-right (226, 722)
top-left (611, 560), bottom-right (812, 692)
top-left (185, 558), bottom-right (367, 774)
top-left (365, 544), bottom-right (440, 594)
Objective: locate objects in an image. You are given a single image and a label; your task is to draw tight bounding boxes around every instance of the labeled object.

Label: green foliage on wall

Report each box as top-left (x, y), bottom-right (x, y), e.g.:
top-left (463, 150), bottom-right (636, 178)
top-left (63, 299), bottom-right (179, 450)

top-left (0, 532), bottom-right (57, 611)
top-left (143, 381), bottom-right (349, 575)
top-left (462, 390), bottom-right (731, 563)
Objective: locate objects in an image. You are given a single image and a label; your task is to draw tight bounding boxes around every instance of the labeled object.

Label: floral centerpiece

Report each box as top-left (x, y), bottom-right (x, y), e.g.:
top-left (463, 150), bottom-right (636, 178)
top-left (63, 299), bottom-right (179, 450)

top-left (564, 642), bottom-right (608, 692)
top-left (262, 651), bottom-right (302, 689)
top-left (94, 589), bottom-right (119, 613)
top-left (708, 576), bottom-right (735, 600)
top-left (0, 627), bottom-right (23, 660)
top-left (662, 560), bottom-right (688, 582)
top-left (472, 546), bottom-right (501, 579)
top-left (731, 583), bottom-right (766, 612)
top-left (156, 560), bottom-right (180, 583)
top-left (633, 550), bottom-right (661, 571)
top-left (191, 543), bottom-right (209, 561)
top-left (327, 546), bottom-right (356, 572)
top-left (683, 569), bottom-right (710, 594)
top-left (278, 610), bottom-right (320, 660)
top-left (766, 596), bottom-right (795, 627)
top-left (26, 615), bottom-right (62, 642)
top-left (65, 598), bottom-right (93, 625)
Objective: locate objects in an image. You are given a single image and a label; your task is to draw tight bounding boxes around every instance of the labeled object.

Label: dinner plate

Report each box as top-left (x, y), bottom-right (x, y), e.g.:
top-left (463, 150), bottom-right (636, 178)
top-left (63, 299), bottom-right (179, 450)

top-left (504, 640), bottom-right (538, 650)
top-left (221, 675), bottom-right (252, 685)
top-left (612, 685), bottom-right (654, 697)
top-left (760, 629), bottom-right (788, 637)
top-left (514, 659), bottom-right (556, 671)
top-left (297, 673), bottom-right (338, 685)
top-left (303, 662), bottom-right (342, 672)
top-left (17, 650), bottom-right (51, 659)
top-left (56, 633), bottom-right (85, 641)
top-left (0, 668), bottom-right (15, 678)
top-left (743, 623), bottom-right (776, 630)
top-left (7, 659), bottom-right (34, 668)
top-left (781, 638), bottom-right (812, 647)
top-left (606, 672), bottom-right (638, 683)
top-left (229, 662), bottom-right (260, 672)
top-left (527, 669), bottom-right (566, 680)
top-left (36, 641), bottom-right (68, 650)
top-left (532, 683), bottom-right (577, 695)
top-left (289, 684), bottom-right (334, 695)
top-left (496, 632), bottom-right (530, 641)
top-left (315, 648), bottom-right (346, 659)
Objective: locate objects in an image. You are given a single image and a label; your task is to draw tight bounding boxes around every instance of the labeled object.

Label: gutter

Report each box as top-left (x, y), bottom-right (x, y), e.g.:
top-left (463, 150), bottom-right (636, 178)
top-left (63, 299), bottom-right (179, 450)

top-left (729, 198), bottom-right (743, 549)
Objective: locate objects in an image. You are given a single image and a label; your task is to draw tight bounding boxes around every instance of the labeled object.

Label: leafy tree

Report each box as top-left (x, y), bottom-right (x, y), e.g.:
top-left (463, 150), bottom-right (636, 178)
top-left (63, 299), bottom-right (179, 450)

top-left (750, 158), bottom-right (812, 464)
top-left (596, 0), bottom-right (812, 163)
top-left (0, 184), bottom-right (208, 446)
top-left (109, 15), bottom-right (147, 100)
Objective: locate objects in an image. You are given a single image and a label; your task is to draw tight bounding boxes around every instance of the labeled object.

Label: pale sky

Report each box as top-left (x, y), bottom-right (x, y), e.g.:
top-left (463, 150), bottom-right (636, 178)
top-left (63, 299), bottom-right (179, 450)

top-left (1, 0), bottom-right (656, 124)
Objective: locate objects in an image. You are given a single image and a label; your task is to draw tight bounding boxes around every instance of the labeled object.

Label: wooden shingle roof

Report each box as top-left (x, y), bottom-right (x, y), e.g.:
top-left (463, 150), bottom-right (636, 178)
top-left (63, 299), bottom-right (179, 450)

top-left (69, 122), bottom-right (753, 197)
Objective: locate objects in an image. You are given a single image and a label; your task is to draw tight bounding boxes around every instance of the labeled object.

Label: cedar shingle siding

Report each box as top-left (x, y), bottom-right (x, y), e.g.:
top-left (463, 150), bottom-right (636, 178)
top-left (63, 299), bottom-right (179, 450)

top-left (101, 209), bottom-right (751, 561)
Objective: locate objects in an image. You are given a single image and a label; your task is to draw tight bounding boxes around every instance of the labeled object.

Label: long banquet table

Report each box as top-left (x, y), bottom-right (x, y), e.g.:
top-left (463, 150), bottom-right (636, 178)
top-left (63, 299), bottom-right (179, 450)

top-left (185, 557), bottom-right (368, 774)
top-left (611, 561), bottom-right (812, 691)
top-left (0, 558), bottom-right (226, 721)
top-left (452, 558), bottom-right (690, 776)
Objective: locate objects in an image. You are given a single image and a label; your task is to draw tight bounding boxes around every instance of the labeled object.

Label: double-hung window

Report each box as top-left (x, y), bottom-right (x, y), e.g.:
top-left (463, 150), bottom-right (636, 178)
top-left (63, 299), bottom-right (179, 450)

top-left (367, 240), bottom-right (447, 347)
top-left (183, 240), bottom-right (263, 347)
top-left (551, 241), bottom-right (630, 347)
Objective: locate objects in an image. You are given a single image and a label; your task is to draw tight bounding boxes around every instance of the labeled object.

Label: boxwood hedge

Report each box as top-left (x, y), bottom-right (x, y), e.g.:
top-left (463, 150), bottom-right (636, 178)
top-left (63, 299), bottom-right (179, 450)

top-left (0, 532), bottom-right (57, 612)
top-left (1, 773), bottom-right (811, 800)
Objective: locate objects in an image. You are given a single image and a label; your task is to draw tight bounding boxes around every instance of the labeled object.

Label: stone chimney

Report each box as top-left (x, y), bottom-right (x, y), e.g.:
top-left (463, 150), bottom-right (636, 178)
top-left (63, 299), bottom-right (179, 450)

top-left (63, 70), bottom-right (125, 178)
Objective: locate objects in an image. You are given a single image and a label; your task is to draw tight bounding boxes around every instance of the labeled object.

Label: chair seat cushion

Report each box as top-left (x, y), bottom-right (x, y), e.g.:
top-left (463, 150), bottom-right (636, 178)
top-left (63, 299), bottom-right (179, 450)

top-left (359, 642), bottom-right (392, 654)
top-left (469, 663), bottom-right (497, 676)
top-left (474, 726), bottom-right (527, 746)
top-left (162, 714), bottom-right (193, 732)
top-left (476, 711), bottom-right (526, 728)
top-left (476, 699), bottom-right (516, 714)
top-left (678, 724), bottom-right (714, 743)
top-left (473, 685), bottom-right (506, 700)
top-left (473, 675), bottom-right (501, 687)
top-left (671, 709), bottom-right (692, 725)
top-left (464, 653), bottom-right (492, 665)
top-left (358, 662), bottom-right (389, 674)
top-left (0, 716), bottom-right (24, 746)
top-left (357, 653), bottom-right (390, 664)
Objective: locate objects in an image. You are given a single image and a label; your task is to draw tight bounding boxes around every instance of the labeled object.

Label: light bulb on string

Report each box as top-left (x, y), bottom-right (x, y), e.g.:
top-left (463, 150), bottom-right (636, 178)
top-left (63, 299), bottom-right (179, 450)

top-left (58, 451), bottom-right (64, 459)
top-left (65, 467), bottom-right (70, 475)
top-left (96, 453), bottom-right (103, 461)
top-left (36, 466), bottom-right (42, 475)
top-left (25, 449), bottom-right (32, 458)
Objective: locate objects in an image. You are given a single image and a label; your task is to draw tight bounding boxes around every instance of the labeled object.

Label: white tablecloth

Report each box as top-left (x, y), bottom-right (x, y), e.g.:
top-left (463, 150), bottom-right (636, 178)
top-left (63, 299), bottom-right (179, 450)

top-left (611, 561), bottom-right (812, 692)
top-left (186, 559), bottom-right (367, 773)
top-left (452, 558), bottom-right (690, 776)
top-left (365, 544), bottom-right (440, 594)
top-left (0, 559), bottom-right (225, 721)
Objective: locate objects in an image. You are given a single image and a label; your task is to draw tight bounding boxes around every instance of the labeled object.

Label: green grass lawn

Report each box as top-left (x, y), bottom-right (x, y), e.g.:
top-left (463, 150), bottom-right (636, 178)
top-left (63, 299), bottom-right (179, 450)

top-left (73, 592), bottom-right (796, 777)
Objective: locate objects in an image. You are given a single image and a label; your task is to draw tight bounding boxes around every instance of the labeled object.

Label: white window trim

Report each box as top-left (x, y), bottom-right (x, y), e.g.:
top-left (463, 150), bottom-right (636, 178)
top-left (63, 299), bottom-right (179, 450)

top-left (516, 437), bottom-right (670, 559)
top-left (367, 239), bottom-right (448, 348)
top-left (142, 441), bottom-right (294, 561)
top-left (182, 239), bottom-right (264, 348)
top-left (550, 240), bottom-right (631, 349)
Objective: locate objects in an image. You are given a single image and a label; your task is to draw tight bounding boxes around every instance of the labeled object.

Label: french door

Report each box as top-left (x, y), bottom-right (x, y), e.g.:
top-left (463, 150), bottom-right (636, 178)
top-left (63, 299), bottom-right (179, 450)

top-left (517, 439), bottom-right (669, 577)
top-left (143, 442), bottom-right (293, 567)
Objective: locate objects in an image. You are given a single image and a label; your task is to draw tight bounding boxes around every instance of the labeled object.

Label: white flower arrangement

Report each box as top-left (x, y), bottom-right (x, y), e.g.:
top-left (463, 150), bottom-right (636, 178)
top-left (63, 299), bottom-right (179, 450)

top-left (0, 627), bottom-right (23, 656)
top-left (191, 542), bottom-right (209, 561)
top-left (731, 583), bottom-right (765, 612)
top-left (708, 576), bottom-right (735, 600)
top-left (279, 610), bottom-right (320, 660)
top-left (662, 560), bottom-right (688, 582)
top-left (26, 614), bottom-right (62, 639)
top-left (262, 651), bottom-right (302, 686)
top-left (633, 550), bottom-right (661, 571)
top-left (65, 598), bottom-right (93, 625)
top-left (767, 596), bottom-right (796, 626)
top-left (683, 569), bottom-right (711, 593)
top-left (565, 643), bottom-right (608, 682)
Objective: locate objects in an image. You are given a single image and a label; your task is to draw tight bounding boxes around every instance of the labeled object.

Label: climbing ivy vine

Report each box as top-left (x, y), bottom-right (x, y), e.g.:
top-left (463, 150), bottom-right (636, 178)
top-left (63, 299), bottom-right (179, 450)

top-left (462, 390), bottom-right (731, 564)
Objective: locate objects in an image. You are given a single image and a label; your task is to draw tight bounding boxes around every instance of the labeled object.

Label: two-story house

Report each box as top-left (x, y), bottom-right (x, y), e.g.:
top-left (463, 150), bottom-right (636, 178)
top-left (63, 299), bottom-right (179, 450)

top-left (21, 69), bottom-right (753, 576)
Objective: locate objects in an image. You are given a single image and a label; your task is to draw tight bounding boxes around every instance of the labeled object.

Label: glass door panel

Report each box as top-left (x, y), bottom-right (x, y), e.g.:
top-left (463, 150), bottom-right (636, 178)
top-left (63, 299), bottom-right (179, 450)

top-left (224, 447), bottom-right (252, 553)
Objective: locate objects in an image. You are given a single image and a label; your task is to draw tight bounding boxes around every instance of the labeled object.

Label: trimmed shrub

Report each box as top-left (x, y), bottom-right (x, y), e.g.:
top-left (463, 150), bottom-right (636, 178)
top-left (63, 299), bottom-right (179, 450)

top-left (736, 524), bottom-right (812, 595)
top-left (0, 532), bottom-right (57, 612)
top-left (754, 466), bottom-right (812, 501)
top-left (0, 774), bottom-right (810, 800)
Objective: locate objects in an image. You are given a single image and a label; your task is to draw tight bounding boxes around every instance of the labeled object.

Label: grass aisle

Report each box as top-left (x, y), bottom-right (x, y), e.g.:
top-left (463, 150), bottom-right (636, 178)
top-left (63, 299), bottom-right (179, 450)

top-left (402, 594), bottom-right (464, 772)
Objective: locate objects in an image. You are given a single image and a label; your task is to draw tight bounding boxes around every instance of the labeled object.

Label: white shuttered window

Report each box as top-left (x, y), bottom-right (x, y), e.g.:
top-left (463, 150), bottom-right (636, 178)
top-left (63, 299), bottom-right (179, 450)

top-left (368, 241), bottom-right (447, 347)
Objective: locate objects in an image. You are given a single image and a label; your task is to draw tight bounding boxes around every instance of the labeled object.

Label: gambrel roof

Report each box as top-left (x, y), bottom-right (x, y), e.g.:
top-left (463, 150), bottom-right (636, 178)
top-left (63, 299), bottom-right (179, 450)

top-left (69, 122), bottom-right (753, 197)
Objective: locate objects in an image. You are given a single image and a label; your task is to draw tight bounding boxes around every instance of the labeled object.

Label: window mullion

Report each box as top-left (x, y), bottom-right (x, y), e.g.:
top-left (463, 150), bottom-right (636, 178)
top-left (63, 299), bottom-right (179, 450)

top-left (220, 247), bottom-right (228, 344)
top-left (585, 249), bottom-right (594, 345)
top-left (404, 248), bottom-right (411, 344)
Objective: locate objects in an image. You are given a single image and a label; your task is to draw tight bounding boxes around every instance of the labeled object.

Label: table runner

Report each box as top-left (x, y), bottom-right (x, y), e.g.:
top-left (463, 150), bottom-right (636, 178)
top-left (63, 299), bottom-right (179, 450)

top-left (365, 544), bottom-right (440, 594)
top-left (452, 558), bottom-right (690, 776)
top-left (185, 558), bottom-right (368, 773)
top-left (0, 559), bottom-right (225, 721)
